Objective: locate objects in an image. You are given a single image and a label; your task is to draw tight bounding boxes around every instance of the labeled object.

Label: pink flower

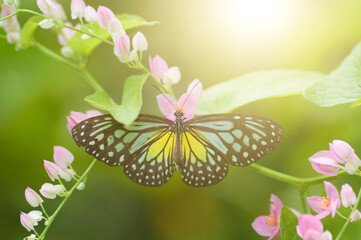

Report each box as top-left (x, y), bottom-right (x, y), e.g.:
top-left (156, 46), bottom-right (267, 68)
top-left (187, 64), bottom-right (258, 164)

top-left (251, 194), bottom-right (283, 240)
top-left (296, 214), bottom-right (332, 240)
top-left (351, 209), bottom-right (361, 222)
top-left (307, 181), bottom-right (340, 219)
top-left (308, 150), bottom-right (341, 176)
top-left (97, 6), bottom-right (115, 29)
top-left (6, 31), bottom-right (20, 44)
top-left (163, 67), bottom-right (181, 87)
top-left (44, 160), bottom-right (62, 181)
top-left (114, 34), bottom-right (130, 63)
top-left (71, 0), bottom-right (86, 19)
top-left (53, 146), bottom-right (74, 168)
top-left (37, 0), bottom-right (56, 14)
top-left (157, 79), bottom-right (202, 121)
top-left (25, 187), bottom-right (43, 207)
top-left (66, 110), bottom-right (102, 133)
top-left (149, 55), bottom-right (169, 81)
top-left (132, 32), bottom-right (148, 52)
top-left (20, 212), bottom-right (38, 231)
top-left (330, 140), bottom-right (361, 174)
top-left (108, 18), bottom-right (124, 42)
top-left (40, 183), bottom-right (66, 199)
top-left (341, 183), bottom-right (357, 207)
top-left (1, 5), bottom-right (20, 32)
top-left (37, 0), bottom-right (66, 21)
top-left (84, 5), bottom-right (97, 22)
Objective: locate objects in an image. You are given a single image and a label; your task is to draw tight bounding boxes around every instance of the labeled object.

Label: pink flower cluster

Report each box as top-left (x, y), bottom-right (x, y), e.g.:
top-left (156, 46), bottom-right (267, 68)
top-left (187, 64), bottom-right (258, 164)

top-left (252, 181), bottom-right (360, 240)
top-left (309, 140), bottom-right (361, 176)
top-left (0, 4), bottom-right (20, 44)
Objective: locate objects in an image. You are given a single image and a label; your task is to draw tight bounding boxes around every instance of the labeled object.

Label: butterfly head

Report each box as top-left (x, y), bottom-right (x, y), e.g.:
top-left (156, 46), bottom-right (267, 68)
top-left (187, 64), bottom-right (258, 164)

top-left (174, 109), bottom-right (185, 120)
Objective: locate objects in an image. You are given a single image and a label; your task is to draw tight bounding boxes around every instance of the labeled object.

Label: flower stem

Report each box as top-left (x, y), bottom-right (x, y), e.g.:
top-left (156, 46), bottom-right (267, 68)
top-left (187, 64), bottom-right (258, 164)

top-left (248, 163), bottom-right (346, 186)
top-left (299, 185), bottom-right (310, 213)
top-left (335, 187), bottom-right (361, 240)
top-left (39, 203), bottom-right (50, 219)
top-left (38, 159), bottom-right (97, 240)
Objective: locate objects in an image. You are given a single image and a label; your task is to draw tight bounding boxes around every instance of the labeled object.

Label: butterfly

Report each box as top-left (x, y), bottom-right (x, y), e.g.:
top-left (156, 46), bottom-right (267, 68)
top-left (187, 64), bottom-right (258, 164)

top-left (71, 80), bottom-right (283, 187)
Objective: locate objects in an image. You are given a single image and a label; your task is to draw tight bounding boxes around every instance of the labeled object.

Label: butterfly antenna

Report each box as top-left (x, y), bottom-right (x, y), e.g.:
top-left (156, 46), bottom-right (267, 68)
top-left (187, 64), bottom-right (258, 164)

top-left (180, 81), bottom-right (200, 109)
top-left (153, 85), bottom-right (177, 109)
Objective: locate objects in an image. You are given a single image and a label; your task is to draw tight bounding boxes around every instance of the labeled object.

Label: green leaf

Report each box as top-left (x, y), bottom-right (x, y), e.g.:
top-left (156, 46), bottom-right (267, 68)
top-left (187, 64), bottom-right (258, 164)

top-left (19, 16), bottom-right (43, 49)
top-left (304, 40), bottom-right (361, 107)
top-left (196, 70), bottom-right (324, 114)
top-left (68, 14), bottom-right (158, 55)
top-left (280, 207), bottom-right (302, 240)
top-left (84, 90), bottom-right (116, 111)
top-left (109, 74), bottom-right (149, 126)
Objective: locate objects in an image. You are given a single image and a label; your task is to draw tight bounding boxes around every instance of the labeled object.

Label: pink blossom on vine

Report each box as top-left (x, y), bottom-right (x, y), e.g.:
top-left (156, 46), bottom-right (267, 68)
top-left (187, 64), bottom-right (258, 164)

top-left (6, 31), bottom-right (20, 44)
top-left (114, 34), bottom-right (130, 63)
top-left (20, 212), bottom-right (38, 231)
top-left (71, 0), bottom-right (86, 20)
top-left (97, 6), bottom-right (115, 29)
top-left (84, 5), bottom-right (97, 22)
top-left (25, 187), bottom-right (43, 207)
top-left (132, 32), bottom-right (148, 52)
top-left (340, 183), bottom-right (357, 207)
top-left (53, 146), bottom-right (74, 168)
top-left (157, 79), bottom-right (202, 121)
top-left (149, 55), bottom-right (169, 81)
top-left (329, 140), bottom-right (361, 174)
top-left (296, 214), bottom-right (332, 240)
top-left (1, 5), bottom-right (20, 32)
top-left (351, 210), bottom-right (361, 222)
top-left (37, 0), bottom-right (56, 14)
top-left (40, 183), bottom-right (66, 199)
top-left (108, 18), bottom-right (124, 42)
top-left (251, 194), bottom-right (283, 240)
top-left (44, 160), bottom-right (62, 181)
top-left (37, 0), bottom-right (66, 22)
top-left (308, 150), bottom-right (341, 176)
top-left (66, 110), bottom-right (102, 133)
top-left (307, 181), bottom-right (340, 219)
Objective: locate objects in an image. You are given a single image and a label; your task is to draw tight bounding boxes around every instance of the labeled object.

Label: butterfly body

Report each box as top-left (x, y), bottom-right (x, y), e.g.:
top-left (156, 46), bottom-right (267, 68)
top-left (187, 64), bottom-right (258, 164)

top-left (72, 112), bottom-right (283, 187)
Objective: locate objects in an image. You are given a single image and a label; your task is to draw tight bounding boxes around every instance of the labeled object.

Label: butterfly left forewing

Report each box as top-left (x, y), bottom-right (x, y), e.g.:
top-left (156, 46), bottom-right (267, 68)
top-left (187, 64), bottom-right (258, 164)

top-left (188, 113), bottom-right (283, 167)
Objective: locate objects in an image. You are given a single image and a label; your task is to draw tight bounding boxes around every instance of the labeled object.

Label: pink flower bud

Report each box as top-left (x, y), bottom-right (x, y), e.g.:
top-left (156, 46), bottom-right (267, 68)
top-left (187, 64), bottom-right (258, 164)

top-left (51, 3), bottom-right (66, 22)
top-left (84, 6), bottom-right (97, 22)
top-left (163, 67), bottom-right (181, 86)
top-left (351, 209), bottom-right (361, 222)
top-left (53, 146), bottom-right (74, 168)
top-left (132, 32), bottom-right (148, 52)
top-left (59, 168), bottom-right (75, 181)
top-left (25, 187), bottom-right (43, 207)
top-left (20, 212), bottom-right (37, 231)
top-left (108, 18), bottom-right (124, 42)
top-left (344, 154), bottom-right (361, 175)
top-left (37, 0), bottom-right (56, 14)
top-left (1, 5), bottom-right (20, 32)
top-left (66, 110), bottom-right (102, 133)
top-left (44, 160), bottom-right (61, 181)
top-left (341, 183), bottom-right (357, 207)
top-left (71, 0), bottom-right (86, 19)
top-left (308, 150), bottom-right (341, 176)
top-left (114, 34), bottom-right (130, 63)
top-left (40, 183), bottom-right (66, 199)
top-left (28, 210), bottom-right (43, 221)
top-left (296, 214), bottom-right (332, 240)
top-left (149, 55), bottom-right (169, 81)
top-left (330, 140), bottom-right (355, 163)
top-left (97, 6), bottom-right (115, 29)
top-left (6, 32), bottom-right (20, 44)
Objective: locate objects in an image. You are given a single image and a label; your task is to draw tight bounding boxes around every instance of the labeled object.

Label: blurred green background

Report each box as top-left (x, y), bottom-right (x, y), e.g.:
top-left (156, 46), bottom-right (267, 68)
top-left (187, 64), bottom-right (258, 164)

top-left (1, 0), bottom-right (361, 239)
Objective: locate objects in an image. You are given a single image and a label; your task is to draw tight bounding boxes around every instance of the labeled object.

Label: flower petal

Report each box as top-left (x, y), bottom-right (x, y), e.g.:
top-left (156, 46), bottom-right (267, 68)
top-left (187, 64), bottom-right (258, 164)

top-left (187, 79), bottom-right (203, 102)
top-left (252, 216), bottom-right (278, 237)
top-left (297, 214), bottom-right (323, 238)
top-left (341, 183), bottom-right (357, 207)
top-left (156, 94), bottom-right (177, 121)
top-left (53, 146), bottom-right (74, 168)
top-left (178, 93), bottom-right (198, 121)
top-left (149, 55), bottom-right (168, 80)
top-left (324, 181), bottom-right (340, 209)
top-left (307, 196), bottom-right (324, 214)
top-left (269, 194), bottom-right (283, 218)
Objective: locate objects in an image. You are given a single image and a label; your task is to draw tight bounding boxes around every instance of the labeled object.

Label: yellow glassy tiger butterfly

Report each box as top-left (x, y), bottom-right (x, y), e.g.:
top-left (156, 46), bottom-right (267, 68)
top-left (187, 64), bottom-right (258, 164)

top-left (72, 81), bottom-right (283, 187)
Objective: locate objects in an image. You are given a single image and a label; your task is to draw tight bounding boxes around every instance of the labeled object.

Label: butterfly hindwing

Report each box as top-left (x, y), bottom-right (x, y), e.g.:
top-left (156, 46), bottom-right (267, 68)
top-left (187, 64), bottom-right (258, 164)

top-left (187, 113), bottom-right (283, 167)
top-left (72, 114), bottom-right (172, 169)
top-left (176, 131), bottom-right (229, 187)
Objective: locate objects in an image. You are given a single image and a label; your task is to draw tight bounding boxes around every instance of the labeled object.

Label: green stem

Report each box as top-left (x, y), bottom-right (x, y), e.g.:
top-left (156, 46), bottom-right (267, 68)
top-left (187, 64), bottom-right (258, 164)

top-left (299, 185), bottom-right (309, 213)
top-left (336, 187), bottom-right (361, 240)
top-left (0, 11), bottom-right (18, 21)
top-left (14, 9), bottom-right (113, 45)
top-left (38, 159), bottom-right (97, 240)
top-left (248, 163), bottom-right (347, 186)
top-left (39, 203), bottom-right (50, 219)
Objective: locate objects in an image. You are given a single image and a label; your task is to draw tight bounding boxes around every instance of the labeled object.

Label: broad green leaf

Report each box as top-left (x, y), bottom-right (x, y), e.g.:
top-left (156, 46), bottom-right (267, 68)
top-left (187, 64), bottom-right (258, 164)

top-left (84, 90), bottom-right (116, 111)
top-left (304, 40), bottom-right (361, 107)
top-left (280, 207), bottom-right (302, 240)
top-left (68, 14), bottom-right (158, 55)
top-left (19, 16), bottom-right (43, 49)
top-left (196, 70), bottom-right (324, 114)
top-left (109, 74), bottom-right (149, 126)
